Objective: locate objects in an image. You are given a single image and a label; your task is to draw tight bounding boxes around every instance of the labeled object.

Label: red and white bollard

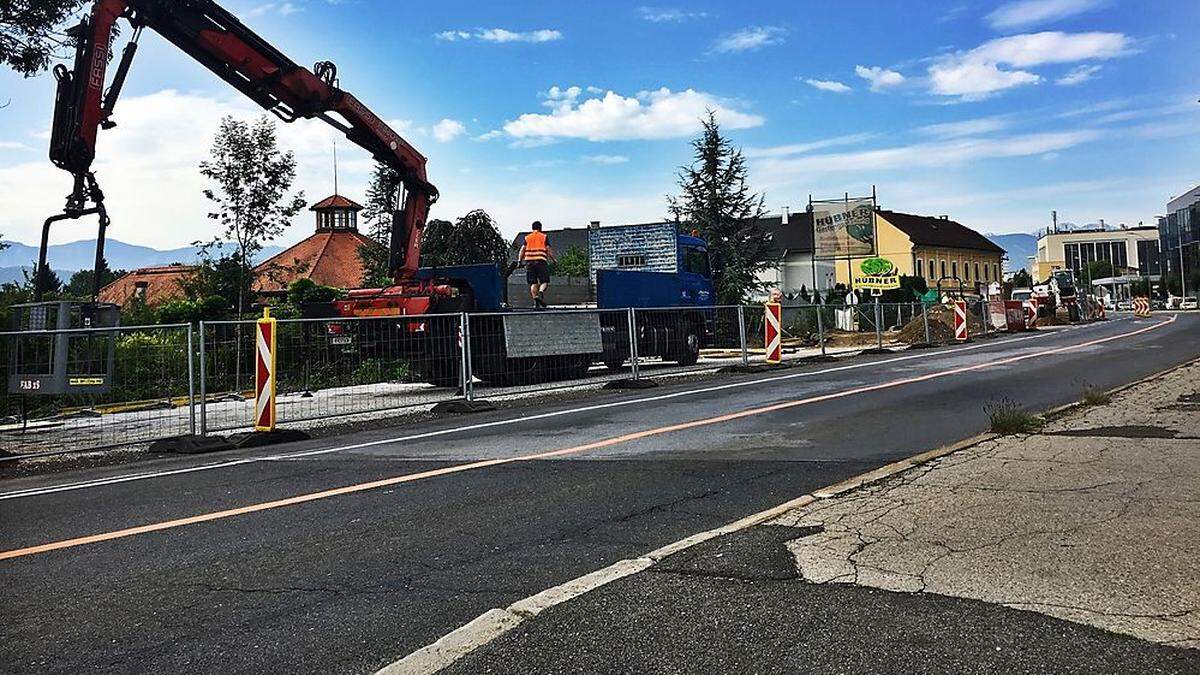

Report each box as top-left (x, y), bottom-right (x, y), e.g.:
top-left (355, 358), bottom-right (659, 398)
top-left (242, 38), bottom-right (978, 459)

top-left (255, 308), bottom-right (277, 432)
top-left (764, 302), bottom-right (782, 364)
top-left (1023, 298), bottom-right (1040, 329)
top-left (953, 300), bottom-right (968, 342)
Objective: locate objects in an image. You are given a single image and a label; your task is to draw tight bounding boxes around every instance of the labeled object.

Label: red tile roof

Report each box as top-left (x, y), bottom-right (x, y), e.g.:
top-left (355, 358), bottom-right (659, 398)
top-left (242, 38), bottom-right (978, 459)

top-left (98, 265), bottom-right (197, 307)
top-left (310, 194), bottom-right (364, 211)
top-left (254, 230), bottom-right (383, 293)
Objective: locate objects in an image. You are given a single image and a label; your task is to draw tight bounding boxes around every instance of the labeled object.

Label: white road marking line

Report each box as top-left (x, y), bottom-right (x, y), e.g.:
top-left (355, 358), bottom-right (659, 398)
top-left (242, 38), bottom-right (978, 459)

top-left (0, 320), bottom-right (1122, 501)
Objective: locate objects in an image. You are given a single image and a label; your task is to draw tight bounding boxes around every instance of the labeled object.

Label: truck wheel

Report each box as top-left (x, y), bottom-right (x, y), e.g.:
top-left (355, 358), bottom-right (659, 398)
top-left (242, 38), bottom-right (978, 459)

top-left (674, 323), bottom-right (701, 366)
top-left (550, 354), bottom-right (593, 380)
top-left (603, 357), bottom-right (626, 372)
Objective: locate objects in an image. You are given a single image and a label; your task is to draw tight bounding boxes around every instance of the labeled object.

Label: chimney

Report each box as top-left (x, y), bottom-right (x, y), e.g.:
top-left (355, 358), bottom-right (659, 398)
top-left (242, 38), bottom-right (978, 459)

top-left (781, 206), bottom-right (790, 225)
top-left (588, 220), bottom-right (600, 229)
top-left (938, 215), bottom-right (949, 220)
top-left (134, 281), bottom-right (148, 300)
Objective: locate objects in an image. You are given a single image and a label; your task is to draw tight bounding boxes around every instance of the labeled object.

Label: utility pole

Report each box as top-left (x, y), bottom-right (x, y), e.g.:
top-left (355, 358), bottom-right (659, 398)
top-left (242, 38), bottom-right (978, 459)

top-left (1180, 224), bottom-right (1189, 301)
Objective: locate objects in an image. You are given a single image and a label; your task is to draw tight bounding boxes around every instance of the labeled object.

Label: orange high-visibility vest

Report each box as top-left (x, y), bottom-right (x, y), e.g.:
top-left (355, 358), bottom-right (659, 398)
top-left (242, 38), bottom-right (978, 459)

top-left (524, 231), bottom-right (549, 261)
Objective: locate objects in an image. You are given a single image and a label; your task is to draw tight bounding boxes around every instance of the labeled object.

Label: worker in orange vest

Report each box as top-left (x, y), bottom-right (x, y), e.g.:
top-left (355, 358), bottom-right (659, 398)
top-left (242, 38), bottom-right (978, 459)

top-left (518, 221), bottom-right (556, 308)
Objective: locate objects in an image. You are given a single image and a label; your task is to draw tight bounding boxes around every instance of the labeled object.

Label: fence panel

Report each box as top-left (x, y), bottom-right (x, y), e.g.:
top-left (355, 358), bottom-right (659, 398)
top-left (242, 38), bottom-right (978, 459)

top-left (1, 324), bottom-right (195, 456)
top-left (201, 313), bottom-right (466, 433)
top-left (630, 305), bottom-right (744, 378)
top-left (469, 307), bottom-right (633, 399)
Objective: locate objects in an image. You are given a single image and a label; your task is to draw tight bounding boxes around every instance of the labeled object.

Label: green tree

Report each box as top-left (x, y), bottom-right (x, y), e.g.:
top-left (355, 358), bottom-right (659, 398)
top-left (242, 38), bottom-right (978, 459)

top-left (199, 115), bottom-right (305, 316)
top-left (420, 210), bottom-right (509, 268)
top-left (63, 258), bottom-right (121, 298)
top-left (551, 244), bottom-right (589, 278)
top-left (1083, 259), bottom-right (1114, 284)
top-left (1011, 269), bottom-right (1033, 288)
top-left (177, 253), bottom-right (245, 315)
top-left (0, 0), bottom-right (86, 77)
top-left (358, 161), bottom-right (400, 287)
top-left (668, 110), bottom-right (776, 304)
top-left (24, 263), bottom-right (62, 296)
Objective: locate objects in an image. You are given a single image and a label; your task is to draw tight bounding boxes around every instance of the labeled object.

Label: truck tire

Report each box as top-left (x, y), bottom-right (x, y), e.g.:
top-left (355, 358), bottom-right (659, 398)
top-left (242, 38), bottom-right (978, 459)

top-left (673, 322), bottom-right (701, 366)
top-left (603, 357), bottom-right (626, 372)
top-left (549, 354), bottom-right (593, 380)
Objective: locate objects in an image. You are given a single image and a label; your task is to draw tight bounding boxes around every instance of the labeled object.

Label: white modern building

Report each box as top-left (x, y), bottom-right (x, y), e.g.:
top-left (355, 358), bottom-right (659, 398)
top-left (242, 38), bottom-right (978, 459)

top-left (1033, 225), bottom-right (1161, 283)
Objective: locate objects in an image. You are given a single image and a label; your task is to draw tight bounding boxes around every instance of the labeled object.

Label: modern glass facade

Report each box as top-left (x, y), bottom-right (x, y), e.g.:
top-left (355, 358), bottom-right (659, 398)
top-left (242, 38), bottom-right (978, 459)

top-left (1162, 185), bottom-right (1200, 283)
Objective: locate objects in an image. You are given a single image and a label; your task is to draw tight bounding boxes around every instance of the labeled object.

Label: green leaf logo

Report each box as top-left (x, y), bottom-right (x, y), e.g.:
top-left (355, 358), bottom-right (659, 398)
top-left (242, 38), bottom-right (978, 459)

top-left (860, 257), bottom-right (894, 276)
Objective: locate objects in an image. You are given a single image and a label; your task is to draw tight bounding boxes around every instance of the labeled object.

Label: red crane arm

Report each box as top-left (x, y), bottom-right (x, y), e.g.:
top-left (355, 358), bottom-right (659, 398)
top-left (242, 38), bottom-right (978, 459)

top-left (49, 0), bottom-right (436, 281)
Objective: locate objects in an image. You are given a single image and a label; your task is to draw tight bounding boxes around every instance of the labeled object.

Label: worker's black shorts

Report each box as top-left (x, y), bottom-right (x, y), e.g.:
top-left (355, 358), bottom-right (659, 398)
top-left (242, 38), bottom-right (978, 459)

top-left (526, 260), bottom-right (550, 285)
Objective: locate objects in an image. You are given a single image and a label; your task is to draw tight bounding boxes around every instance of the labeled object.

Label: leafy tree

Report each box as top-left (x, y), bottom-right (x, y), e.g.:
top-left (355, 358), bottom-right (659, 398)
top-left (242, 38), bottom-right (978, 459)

top-left (0, 281), bottom-right (31, 327)
top-left (198, 115), bottom-right (305, 316)
top-left (24, 262), bottom-right (62, 296)
top-left (358, 161), bottom-right (400, 287)
top-left (551, 244), bottom-right (589, 278)
top-left (1082, 259), bottom-right (1114, 284)
top-left (668, 110), bottom-right (776, 304)
top-left (420, 210), bottom-right (509, 268)
top-left (0, 0), bottom-right (86, 77)
top-left (155, 296), bottom-right (228, 324)
top-left (64, 258), bottom-right (121, 298)
top-left (1011, 269), bottom-right (1032, 288)
top-left (1129, 277), bottom-right (1151, 297)
top-left (178, 253), bottom-right (246, 315)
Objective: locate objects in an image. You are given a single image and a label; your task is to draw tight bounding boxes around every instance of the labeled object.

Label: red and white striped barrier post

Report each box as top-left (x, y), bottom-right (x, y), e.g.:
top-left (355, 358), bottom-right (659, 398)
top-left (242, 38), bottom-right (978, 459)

top-left (1024, 299), bottom-right (1040, 330)
top-left (954, 300), bottom-right (968, 342)
top-left (764, 302), bottom-right (782, 364)
top-left (255, 307), bottom-right (277, 432)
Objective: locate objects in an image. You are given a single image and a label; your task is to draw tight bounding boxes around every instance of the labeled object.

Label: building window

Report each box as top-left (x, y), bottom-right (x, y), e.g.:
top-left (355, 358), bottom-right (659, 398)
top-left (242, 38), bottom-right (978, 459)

top-left (617, 254), bottom-right (646, 268)
top-left (974, 262), bottom-right (981, 282)
top-left (915, 258), bottom-right (923, 278)
top-left (940, 260), bottom-right (947, 279)
top-left (951, 261), bottom-right (958, 279)
top-left (993, 263), bottom-right (999, 281)
top-left (984, 263), bottom-right (990, 281)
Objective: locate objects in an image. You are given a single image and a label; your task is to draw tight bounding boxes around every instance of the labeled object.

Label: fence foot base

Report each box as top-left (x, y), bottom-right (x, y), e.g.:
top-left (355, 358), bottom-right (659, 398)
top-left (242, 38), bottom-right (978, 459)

top-left (149, 434), bottom-right (235, 454)
top-left (432, 399), bottom-right (497, 414)
top-left (604, 378), bottom-right (659, 390)
top-left (859, 347), bottom-right (896, 355)
top-left (229, 429), bottom-right (311, 448)
top-left (905, 342), bottom-right (937, 350)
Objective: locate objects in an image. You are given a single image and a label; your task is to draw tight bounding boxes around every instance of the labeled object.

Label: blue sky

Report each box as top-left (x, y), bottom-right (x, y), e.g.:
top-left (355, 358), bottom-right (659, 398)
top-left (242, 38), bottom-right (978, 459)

top-left (0, 0), bottom-right (1197, 249)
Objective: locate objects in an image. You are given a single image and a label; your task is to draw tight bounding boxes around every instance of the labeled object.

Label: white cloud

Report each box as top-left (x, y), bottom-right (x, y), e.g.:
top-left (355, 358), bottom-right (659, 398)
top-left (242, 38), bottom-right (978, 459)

top-left (581, 154), bottom-right (630, 165)
top-left (744, 133), bottom-right (875, 159)
top-left (636, 7), bottom-right (709, 22)
top-left (0, 141), bottom-right (32, 150)
top-left (436, 28), bottom-right (562, 43)
top-left (247, 2), bottom-right (301, 17)
top-left (501, 87), bottom-right (764, 142)
top-left (854, 65), bottom-right (905, 91)
top-left (928, 31), bottom-right (1130, 100)
top-left (753, 130), bottom-right (1100, 187)
top-left (986, 0), bottom-right (1107, 31)
top-left (432, 118), bottom-right (466, 142)
top-left (805, 79), bottom-right (851, 93)
top-left (711, 26), bottom-right (786, 54)
top-left (1057, 64), bottom-right (1101, 85)
top-left (917, 115), bottom-right (1011, 138)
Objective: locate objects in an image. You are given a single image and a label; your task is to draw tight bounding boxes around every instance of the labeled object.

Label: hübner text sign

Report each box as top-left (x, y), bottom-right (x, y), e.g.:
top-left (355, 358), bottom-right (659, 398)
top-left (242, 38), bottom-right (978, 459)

top-left (813, 198), bottom-right (876, 259)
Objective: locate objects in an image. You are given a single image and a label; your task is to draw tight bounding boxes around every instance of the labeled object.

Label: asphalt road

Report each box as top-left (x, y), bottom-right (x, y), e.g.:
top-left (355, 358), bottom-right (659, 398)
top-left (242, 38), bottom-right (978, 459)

top-left (1, 314), bottom-right (1196, 673)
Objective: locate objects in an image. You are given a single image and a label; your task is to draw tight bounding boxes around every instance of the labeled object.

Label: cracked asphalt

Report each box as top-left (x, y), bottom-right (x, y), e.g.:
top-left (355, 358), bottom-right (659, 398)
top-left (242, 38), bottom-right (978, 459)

top-left (1, 314), bottom-right (1197, 673)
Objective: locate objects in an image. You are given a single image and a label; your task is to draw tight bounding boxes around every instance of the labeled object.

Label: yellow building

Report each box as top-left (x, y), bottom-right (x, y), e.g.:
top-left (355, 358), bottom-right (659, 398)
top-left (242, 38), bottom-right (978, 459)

top-left (834, 210), bottom-right (1005, 292)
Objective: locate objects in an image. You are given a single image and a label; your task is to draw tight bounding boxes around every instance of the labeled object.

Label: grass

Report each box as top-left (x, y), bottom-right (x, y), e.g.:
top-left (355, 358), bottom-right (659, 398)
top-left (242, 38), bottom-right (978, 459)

top-left (1081, 384), bottom-right (1113, 406)
top-left (984, 398), bottom-right (1043, 435)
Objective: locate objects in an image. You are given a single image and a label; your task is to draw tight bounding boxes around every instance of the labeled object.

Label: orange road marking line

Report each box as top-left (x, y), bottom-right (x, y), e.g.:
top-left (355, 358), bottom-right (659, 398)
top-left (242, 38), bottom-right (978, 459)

top-left (0, 316), bottom-right (1175, 562)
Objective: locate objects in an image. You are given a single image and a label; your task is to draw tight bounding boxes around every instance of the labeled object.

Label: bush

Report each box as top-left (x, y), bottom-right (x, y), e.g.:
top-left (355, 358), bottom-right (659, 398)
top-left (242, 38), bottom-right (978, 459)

top-left (1081, 384), bottom-right (1112, 406)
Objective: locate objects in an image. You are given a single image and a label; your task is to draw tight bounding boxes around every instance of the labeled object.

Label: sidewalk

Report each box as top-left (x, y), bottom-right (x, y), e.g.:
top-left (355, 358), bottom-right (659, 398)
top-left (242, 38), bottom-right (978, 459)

top-left (438, 360), bottom-right (1200, 673)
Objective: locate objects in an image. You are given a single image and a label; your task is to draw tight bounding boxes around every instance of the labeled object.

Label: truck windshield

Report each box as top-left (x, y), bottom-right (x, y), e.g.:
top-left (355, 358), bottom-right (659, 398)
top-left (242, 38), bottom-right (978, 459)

top-left (683, 247), bottom-right (711, 278)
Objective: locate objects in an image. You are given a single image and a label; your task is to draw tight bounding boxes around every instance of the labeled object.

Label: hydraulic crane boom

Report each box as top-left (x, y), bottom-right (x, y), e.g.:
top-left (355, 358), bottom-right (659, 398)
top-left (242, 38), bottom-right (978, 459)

top-left (40, 0), bottom-right (437, 301)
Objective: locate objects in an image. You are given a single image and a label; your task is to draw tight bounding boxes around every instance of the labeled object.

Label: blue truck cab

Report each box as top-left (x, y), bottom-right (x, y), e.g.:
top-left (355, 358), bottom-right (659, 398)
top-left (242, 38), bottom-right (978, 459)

top-left (589, 222), bottom-right (715, 310)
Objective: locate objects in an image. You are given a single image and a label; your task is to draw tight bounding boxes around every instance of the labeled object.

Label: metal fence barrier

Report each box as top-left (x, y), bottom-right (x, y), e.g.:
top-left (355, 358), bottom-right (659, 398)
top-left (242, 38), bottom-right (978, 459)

top-left (1, 323), bottom-right (195, 456)
top-left (3, 297), bottom-right (1100, 458)
top-left (199, 312), bottom-right (466, 434)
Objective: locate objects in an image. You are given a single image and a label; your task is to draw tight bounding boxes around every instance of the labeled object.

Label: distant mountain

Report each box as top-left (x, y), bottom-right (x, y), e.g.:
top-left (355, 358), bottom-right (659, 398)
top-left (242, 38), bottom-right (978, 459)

top-left (986, 233), bottom-right (1037, 271)
top-left (0, 238), bottom-right (285, 278)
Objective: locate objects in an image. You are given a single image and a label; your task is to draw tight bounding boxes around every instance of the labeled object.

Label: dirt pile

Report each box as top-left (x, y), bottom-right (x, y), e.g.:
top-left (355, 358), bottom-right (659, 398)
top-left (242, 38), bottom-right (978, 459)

top-left (896, 304), bottom-right (984, 344)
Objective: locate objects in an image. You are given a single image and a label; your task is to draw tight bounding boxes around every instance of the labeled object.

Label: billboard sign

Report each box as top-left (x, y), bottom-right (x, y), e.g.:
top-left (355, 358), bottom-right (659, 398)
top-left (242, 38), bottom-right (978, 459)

top-left (852, 256), bottom-right (900, 290)
top-left (813, 198), bottom-right (876, 259)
